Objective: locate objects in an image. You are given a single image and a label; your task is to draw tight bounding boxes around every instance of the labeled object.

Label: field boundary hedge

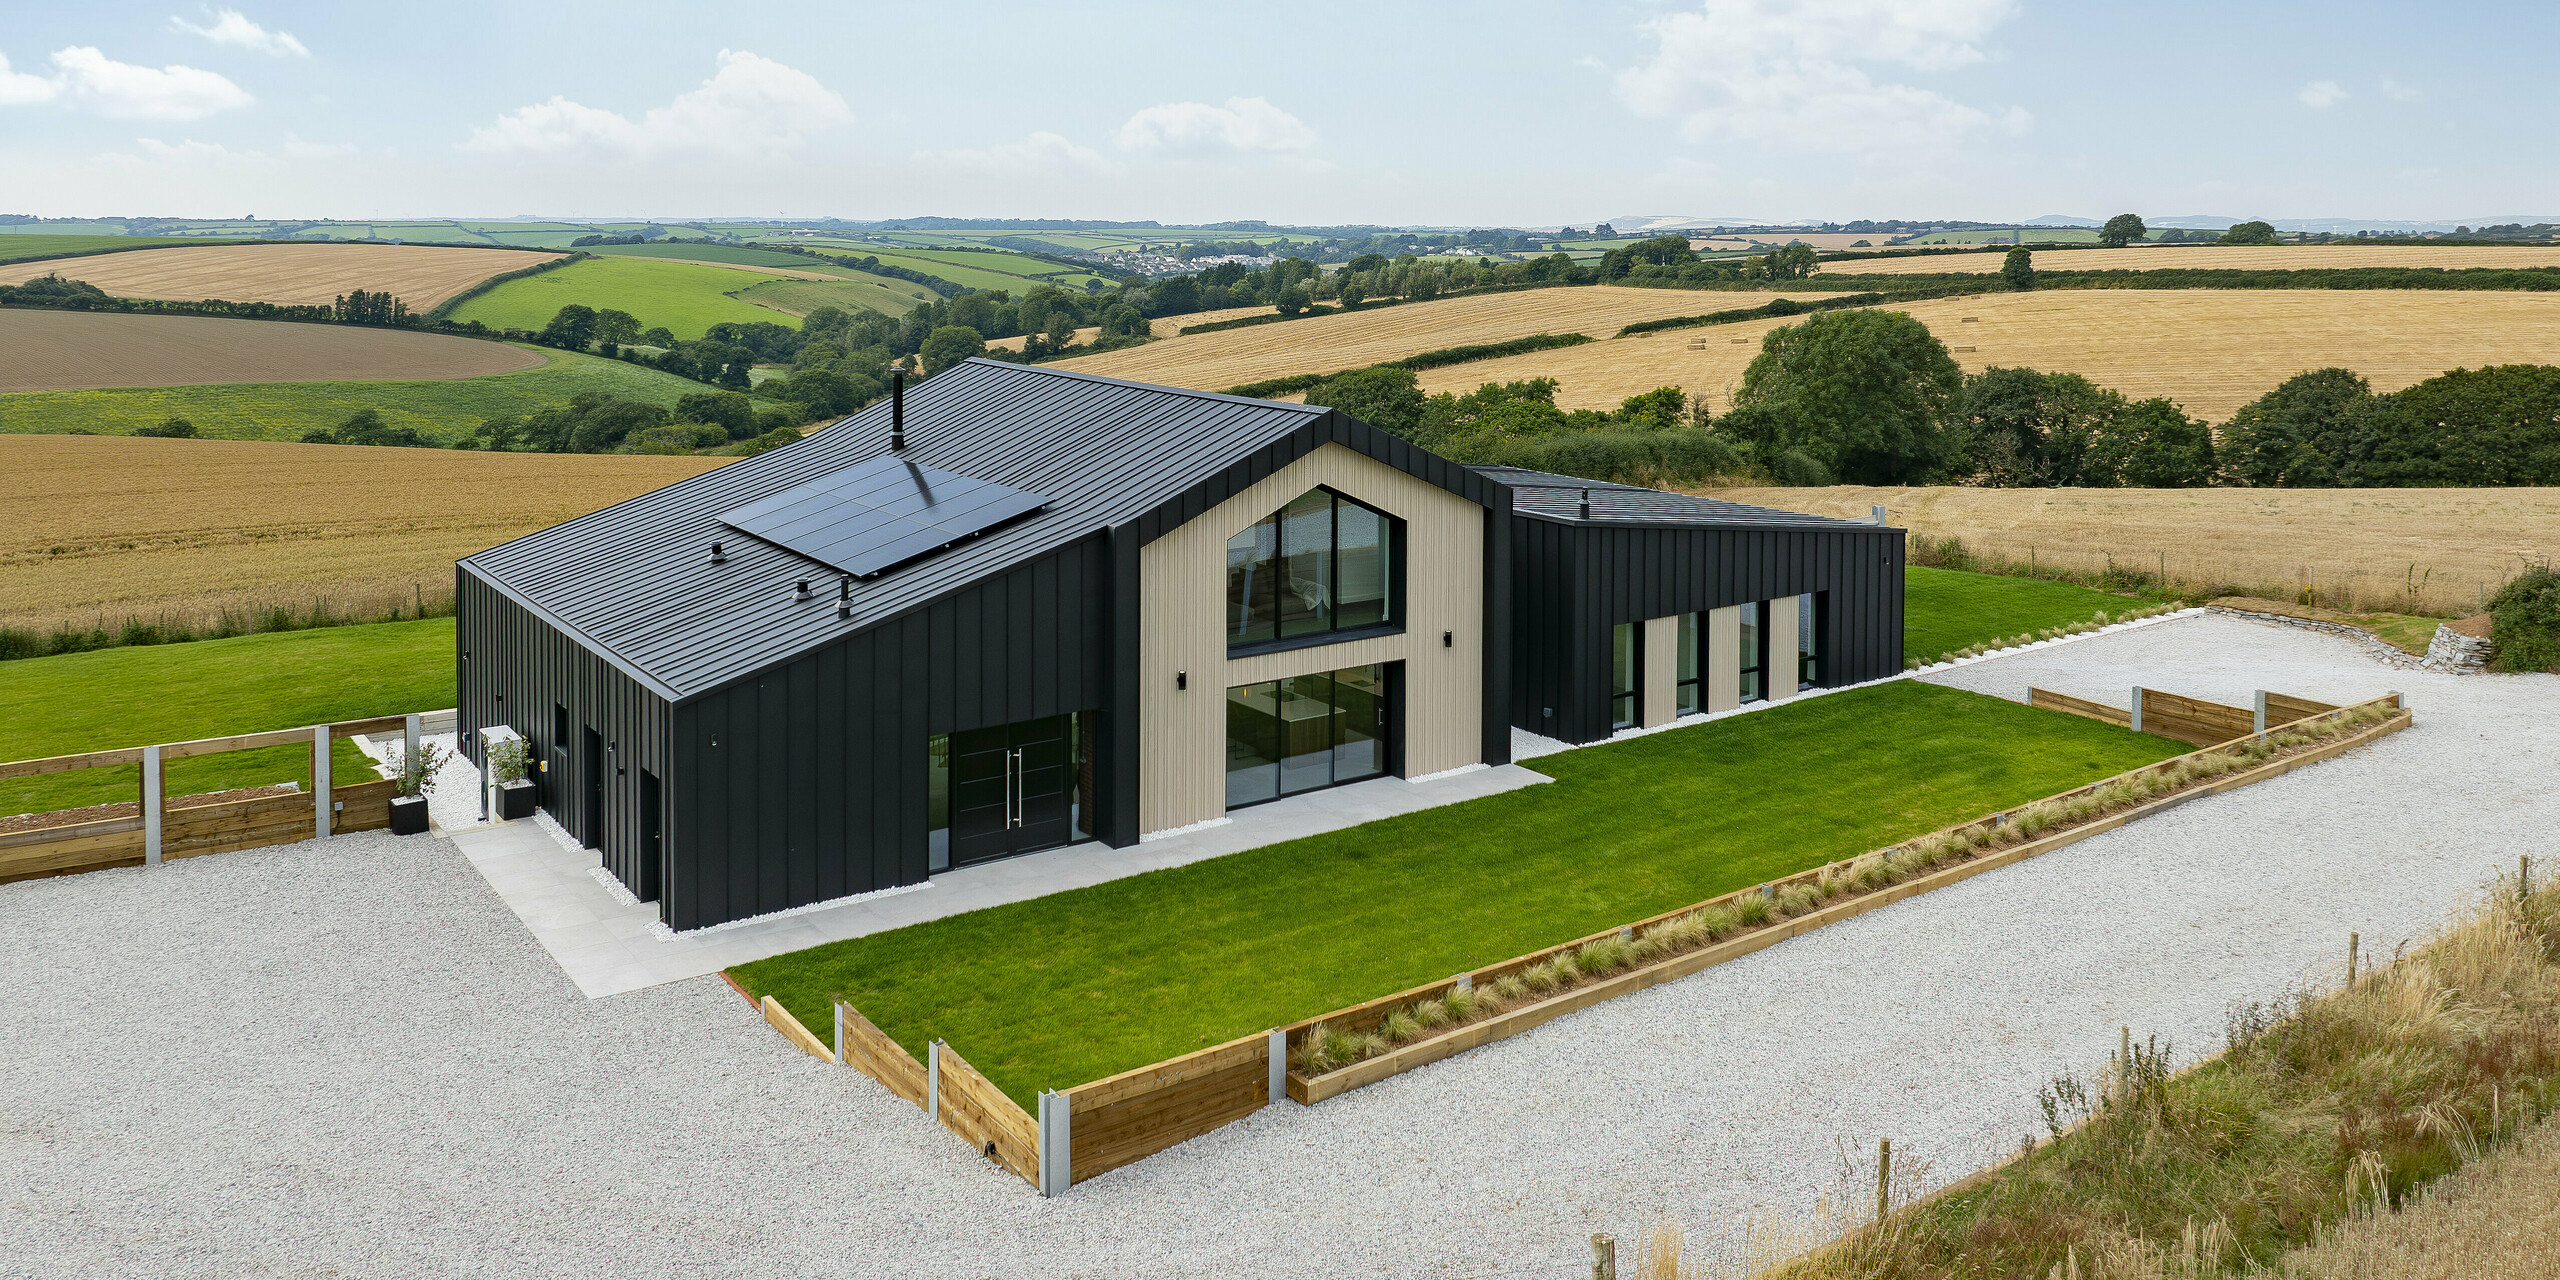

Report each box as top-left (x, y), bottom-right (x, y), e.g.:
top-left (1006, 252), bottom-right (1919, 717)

top-left (423, 250), bottom-right (592, 320)
top-left (0, 236), bottom-right (566, 269)
top-left (1224, 332), bottom-right (1597, 397)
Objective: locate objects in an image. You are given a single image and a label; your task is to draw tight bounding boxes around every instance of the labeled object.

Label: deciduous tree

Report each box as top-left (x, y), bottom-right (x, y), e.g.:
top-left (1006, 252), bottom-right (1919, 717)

top-left (2099, 214), bottom-right (2147, 248)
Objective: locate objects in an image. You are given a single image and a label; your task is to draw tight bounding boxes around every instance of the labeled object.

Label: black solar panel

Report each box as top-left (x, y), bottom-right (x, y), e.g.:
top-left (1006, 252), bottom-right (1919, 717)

top-left (719, 455), bottom-right (1050, 578)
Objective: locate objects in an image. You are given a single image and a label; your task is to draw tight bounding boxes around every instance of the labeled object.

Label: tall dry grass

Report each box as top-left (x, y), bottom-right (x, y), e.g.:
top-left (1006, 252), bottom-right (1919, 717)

top-left (1620, 868), bottom-right (2560, 1280)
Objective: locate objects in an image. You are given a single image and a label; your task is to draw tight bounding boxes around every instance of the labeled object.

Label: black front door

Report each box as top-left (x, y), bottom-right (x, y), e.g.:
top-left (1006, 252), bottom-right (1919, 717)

top-left (582, 727), bottom-right (604, 849)
top-left (949, 714), bottom-right (1075, 867)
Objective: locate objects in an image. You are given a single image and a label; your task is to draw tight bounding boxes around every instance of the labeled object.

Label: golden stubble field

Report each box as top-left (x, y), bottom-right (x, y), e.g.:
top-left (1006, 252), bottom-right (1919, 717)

top-left (6, 243), bottom-right (566, 309)
top-left (0, 309), bottom-right (545, 393)
top-left (0, 435), bottom-right (728, 633)
top-left (1820, 244), bottom-right (2560, 275)
top-left (1702, 483), bottom-right (2560, 614)
top-left (1415, 289), bottom-right (2560, 422)
top-left (1052, 287), bottom-right (1830, 391)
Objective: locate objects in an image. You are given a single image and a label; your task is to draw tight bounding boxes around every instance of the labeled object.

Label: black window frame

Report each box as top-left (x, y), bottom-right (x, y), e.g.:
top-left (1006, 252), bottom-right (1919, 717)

top-left (1222, 662), bottom-right (1395, 810)
top-left (1224, 486), bottom-right (1406, 659)
top-left (1738, 600), bottom-right (1769, 705)
top-left (1609, 621), bottom-right (1641, 730)
top-left (1799, 591), bottom-right (1828, 690)
top-left (1675, 611), bottom-right (1703, 716)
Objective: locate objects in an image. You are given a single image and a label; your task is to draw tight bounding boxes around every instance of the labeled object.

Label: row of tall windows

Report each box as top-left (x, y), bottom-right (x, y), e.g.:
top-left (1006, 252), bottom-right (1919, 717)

top-left (1612, 594), bottom-right (1828, 730)
top-left (1225, 488), bottom-right (1397, 649)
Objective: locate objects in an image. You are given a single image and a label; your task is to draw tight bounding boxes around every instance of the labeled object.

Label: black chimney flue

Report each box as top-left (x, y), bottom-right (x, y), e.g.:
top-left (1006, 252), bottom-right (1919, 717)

top-left (890, 369), bottom-right (906, 451)
top-left (1578, 488), bottom-right (1591, 520)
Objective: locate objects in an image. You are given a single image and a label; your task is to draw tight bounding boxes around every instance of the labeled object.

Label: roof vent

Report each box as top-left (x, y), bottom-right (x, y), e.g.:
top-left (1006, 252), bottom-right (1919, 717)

top-left (837, 575), bottom-right (853, 619)
top-left (709, 540), bottom-right (727, 564)
top-left (1578, 488), bottom-right (1592, 520)
top-left (796, 579), bottom-right (811, 598)
top-left (889, 369), bottom-right (906, 452)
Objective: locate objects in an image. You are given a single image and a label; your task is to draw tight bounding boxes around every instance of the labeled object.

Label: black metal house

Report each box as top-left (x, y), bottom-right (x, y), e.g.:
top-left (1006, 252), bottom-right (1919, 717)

top-left (456, 360), bottom-right (1902, 930)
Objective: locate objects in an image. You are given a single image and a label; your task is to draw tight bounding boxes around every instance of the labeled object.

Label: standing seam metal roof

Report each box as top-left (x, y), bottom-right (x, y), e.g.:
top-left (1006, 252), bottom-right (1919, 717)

top-left (462, 359), bottom-right (1331, 700)
top-left (1470, 465), bottom-right (1875, 531)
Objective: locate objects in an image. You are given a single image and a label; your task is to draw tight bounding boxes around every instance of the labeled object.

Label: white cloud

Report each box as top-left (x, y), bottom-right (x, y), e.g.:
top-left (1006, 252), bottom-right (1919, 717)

top-left (1115, 96), bottom-right (1316, 155)
top-left (0, 52), bottom-right (57, 105)
top-left (106, 134), bottom-right (356, 166)
top-left (2298, 80), bottom-right (2348, 108)
top-left (2379, 77), bottom-right (2422, 103)
top-left (1612, 0), bottom-right (2028, 153)
top-left (169, 9), bottom-right (309, 57)
top-left (462, 50), bottom-right (850, 159)
top-left (10, 47), bottom-right (255, 119)
top-left (923, 131), bottom-right (1118, 175)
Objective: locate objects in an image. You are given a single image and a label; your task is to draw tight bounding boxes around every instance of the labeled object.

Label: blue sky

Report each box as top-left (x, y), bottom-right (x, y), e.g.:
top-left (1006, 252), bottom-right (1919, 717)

top-left (2, 1), bottom-right (2551, 226)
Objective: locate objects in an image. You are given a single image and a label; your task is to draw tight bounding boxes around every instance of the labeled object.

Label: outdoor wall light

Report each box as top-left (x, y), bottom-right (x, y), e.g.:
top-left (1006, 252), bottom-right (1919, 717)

top-left (1176, 670), bottom-right (1188, 690)
top-left (1443, 630), bottom-right (1453, 648)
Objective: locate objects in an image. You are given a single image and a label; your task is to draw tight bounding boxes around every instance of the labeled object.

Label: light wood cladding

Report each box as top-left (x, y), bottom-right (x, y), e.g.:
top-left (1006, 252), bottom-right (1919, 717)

top-left (1139, 444), bottom-right (1486, 834)
top-left (1641, 615), bottom-right (1679, 727)
top-left (1767, 595), bottom-right (1800, 702)
top-left (1707, 606), bottom-right (1741, 712)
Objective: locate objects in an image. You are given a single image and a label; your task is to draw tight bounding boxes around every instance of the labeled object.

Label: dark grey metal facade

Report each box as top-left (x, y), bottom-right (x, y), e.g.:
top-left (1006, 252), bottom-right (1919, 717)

top-left (1488, 469), bottom-right (1905, 745)
top-left (457, 360), bottom-right (1514, 931)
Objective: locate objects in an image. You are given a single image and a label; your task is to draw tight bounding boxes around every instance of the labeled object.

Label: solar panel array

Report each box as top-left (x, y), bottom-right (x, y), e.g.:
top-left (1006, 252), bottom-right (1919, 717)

top-left (719, 455), bottom-right (1050, 578)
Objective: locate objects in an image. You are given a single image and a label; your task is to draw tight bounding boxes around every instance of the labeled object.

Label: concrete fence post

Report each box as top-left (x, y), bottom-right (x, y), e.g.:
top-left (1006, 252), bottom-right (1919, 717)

top-left (1037, 1089), bottom-right (1072, 1197)
top-left (142, 744), bottom-right (164, 867)
top-left (1267, 1028), bottom-right (1288, 1106)
top-left (833, 1002), bottom-right (846, 1066)
top-left (312, 725), bottom-right (332, 839)
top-left (2252, 690), bottom-right (2268, 735)
top-left (2129, 687), bottom-right (2145, 735)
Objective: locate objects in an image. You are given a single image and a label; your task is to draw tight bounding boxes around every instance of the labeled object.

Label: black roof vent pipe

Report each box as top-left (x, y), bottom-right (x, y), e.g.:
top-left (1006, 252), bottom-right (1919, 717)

top-left (889, 369), bottom-right (906, 451)
top-left (1578, 488), bottom-right (1591, 520)
top-left (710, 540), bottom-right (727, 564)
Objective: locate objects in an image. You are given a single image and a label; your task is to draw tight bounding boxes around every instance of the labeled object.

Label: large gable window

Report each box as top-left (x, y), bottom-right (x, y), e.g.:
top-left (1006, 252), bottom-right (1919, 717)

top-left (1226, 487), bottom-right (1400, 651)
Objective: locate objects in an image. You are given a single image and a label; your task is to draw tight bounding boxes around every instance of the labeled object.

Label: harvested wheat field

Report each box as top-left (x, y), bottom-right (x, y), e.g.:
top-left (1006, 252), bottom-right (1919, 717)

top-left (1150, 305), bottom-right (1272, 337)
top-left (0, 309), bottom-right (543, 393)
top-left (1051, 287), bottom-right (1829, 391)
top-left (1820, 243), bottom-right (2560, 275)
top-left (1417, 289), bottom-right (2560, 422)
top-left (986, 325), bottom-right (1100, 353)
top-left (6, 243), bottom-right (564, 309)
top-left (0, 434), bottom-right (727, 633)
top-left (1701, 483), bottom-right (2560, 615)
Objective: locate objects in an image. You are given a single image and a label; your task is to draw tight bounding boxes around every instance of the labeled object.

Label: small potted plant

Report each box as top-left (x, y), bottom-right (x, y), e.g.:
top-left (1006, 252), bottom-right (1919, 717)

top-left (387, 740), bottom-right (451, 835)
top-left (491, 735), bottom-right (538, 820)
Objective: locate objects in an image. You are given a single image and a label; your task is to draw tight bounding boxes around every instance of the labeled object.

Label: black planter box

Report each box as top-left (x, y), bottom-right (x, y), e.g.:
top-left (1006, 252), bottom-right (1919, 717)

top-left (389, 795), bottom-right (430, 835)
top-left (499, 778), bottom-right (538, 820)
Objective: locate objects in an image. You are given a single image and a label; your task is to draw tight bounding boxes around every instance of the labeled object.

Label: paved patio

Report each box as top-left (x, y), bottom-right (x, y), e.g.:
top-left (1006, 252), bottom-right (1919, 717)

top-left (440, 761), bottom-right (1553, 998)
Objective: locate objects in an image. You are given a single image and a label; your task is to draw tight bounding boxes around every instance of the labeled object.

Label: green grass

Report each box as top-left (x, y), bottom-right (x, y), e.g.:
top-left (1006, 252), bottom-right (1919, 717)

top-left (582, 242), bottom-right (846, 269)
top-left (445, 257), bottom-right (803, 339)
top-left (850, 246), bottom-right (1107, 292)
top-left (0, 618), bottom-right (457, 816)
top-left (1903, 566), bottom-right (2144, 664)
top-left (0, 346), bottom-right (712, 443)
top-left (733, 681), bottom-right (2187, 1106)
top-left (0, 234), bottom-right (242, 264)
top-left (734, 276), bottom-right (930, 317)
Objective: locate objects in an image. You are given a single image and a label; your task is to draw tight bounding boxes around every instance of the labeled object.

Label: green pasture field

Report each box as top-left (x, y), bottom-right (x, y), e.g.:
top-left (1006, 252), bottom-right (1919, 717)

top-left (1903, 565), bottom-right (2147, 663)
top-left (445, 257), bottom-right (802, 338)
top-left (0, 346), bottom-right (710, 443)
top-left (734, 679), bottom-right (2185, 1105)
top-left (0, 234), bottom-right (241, 264)
top-left (0, 618), bottom-right (460, 815)
top-left (582, 242), bottom-right (845, 270)
top-left (858, 246), bottom-right (1107, 291)
top-left (734, 276), bottom-right (931, 317)
top-left (1904, 228), bottom-right (2110, 245)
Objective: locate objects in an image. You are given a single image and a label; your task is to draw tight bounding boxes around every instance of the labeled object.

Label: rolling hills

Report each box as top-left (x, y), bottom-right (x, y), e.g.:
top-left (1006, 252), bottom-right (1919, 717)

top-left (1822, 243), bottom-right (2560, 275)
top-left (0, 310), bottom-right (544, 394)
top-left (4, 243), bottom-right (561, 309)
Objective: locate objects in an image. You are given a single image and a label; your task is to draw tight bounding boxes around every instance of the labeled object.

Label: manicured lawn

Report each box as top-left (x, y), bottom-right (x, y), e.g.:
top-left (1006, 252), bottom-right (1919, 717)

top-left (733, 681), bottom-right (2187, 1106)
top-left (1903, 566), bottom-right (2145, 664)
top-left (0, 347), bottom-right (710, 444)
top-left (445, 257), bottom-right (800, 339)
top-left (0, 618), bottom-right (456, 815)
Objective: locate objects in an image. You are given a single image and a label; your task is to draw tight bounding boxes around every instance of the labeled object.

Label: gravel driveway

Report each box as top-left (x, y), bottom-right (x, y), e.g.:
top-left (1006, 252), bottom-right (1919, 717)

top-left (4, 612), bottom-right (2549, 1279)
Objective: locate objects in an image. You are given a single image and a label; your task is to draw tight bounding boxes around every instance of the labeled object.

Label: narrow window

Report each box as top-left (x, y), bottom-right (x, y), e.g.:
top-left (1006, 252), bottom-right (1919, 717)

top-left (1675, 611), bottom-right (1703, 715)
top-left (1610, 622), bottom-right (1639, 730)
top-left (927, 733), bottom-right (951, 872)
top-left (1799, 592), bottom-right (1827, 690)
top-left (1738, 602), bottom-right (1765, 704)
